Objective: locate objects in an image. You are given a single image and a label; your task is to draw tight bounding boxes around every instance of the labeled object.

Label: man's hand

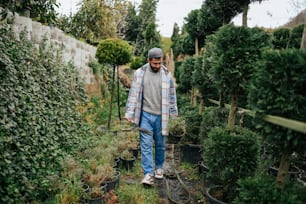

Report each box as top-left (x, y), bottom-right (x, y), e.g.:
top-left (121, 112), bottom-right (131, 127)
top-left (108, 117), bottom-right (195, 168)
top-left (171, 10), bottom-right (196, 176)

top-left (124, 117), bottom-right (134, 123)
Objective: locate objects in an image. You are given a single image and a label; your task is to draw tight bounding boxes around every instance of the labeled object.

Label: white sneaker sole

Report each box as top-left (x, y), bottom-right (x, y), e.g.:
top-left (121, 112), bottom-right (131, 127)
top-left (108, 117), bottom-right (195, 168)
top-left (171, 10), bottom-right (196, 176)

top-left (154, 174), bottom-right (163, 179)
top-left (142, 180), bottom-right (154, 185)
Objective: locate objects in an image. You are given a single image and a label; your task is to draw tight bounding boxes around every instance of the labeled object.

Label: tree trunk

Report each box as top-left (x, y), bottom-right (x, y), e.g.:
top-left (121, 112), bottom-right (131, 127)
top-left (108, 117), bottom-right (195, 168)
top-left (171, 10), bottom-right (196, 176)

top-left (117, 66), bottom-right (121, 121)
top-left (195, 37), bottom-right (199, 56)
top-left (276, 149), bottom-right (291, 188)
top-left (219, 89), bottom-right (225, 108)
top-left (192, 88), bottom-right (197, 106)
top-left (107, 65), bottom-right (116, 129)
top-left (300, 23), bottom-right (306, 50)
top-left (227, 93), bottom-right (238, 131)
top-left (242, 2), bottom-right (249, 27)
top-left (199, 96), bottom-right (204, 114)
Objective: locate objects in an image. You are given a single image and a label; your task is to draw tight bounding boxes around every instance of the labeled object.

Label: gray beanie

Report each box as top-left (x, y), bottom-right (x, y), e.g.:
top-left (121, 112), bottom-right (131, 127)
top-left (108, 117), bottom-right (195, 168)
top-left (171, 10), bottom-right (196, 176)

top-left (148, 47), bottom-right (163, 58)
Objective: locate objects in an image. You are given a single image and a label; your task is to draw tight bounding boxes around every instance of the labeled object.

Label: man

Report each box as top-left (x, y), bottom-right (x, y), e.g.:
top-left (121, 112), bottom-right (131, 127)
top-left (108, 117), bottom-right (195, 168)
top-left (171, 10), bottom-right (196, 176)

top-left (125, 47), bottom-right (178, 186)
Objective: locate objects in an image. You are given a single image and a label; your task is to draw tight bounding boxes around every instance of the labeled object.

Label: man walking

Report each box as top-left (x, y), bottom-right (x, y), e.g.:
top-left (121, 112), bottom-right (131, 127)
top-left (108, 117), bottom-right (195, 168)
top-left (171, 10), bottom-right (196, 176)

top-left (125, 47), bottom-right (178, 185)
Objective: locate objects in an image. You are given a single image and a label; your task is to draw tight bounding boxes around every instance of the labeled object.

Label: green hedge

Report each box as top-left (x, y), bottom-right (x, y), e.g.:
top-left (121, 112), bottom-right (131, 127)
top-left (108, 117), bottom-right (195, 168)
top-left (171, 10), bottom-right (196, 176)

top-left (0, 24), bottom-right (93, 203)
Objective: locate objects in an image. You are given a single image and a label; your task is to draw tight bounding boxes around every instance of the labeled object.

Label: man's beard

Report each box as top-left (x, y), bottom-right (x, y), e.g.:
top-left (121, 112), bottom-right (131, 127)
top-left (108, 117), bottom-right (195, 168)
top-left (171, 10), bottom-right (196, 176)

top-left (151, 67), bottom-right (160, 72)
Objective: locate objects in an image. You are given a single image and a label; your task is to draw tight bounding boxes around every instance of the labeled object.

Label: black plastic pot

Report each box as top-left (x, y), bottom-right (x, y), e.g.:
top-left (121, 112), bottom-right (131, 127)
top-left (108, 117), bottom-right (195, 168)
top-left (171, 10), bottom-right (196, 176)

top-left (120, 156), bottom-right (136, 170)
top-left (268, 165), bottom-right (300, 180)
top-left (101, 170), bottom-right (120, 192)
top-left (198, 160), bottom-right (209, 175)
top-left (113, 157), bottom-right (120, 170)
top-left (180, 144), bottom-right (201, 164)
top-left (129, 147), bottom-right (139, 159)
top-left (167, 133), bottom-right (182, 144)
top-left (205, 186), bottom-right (228, 204)
top-left (87, 196), bottom-right (103, 204)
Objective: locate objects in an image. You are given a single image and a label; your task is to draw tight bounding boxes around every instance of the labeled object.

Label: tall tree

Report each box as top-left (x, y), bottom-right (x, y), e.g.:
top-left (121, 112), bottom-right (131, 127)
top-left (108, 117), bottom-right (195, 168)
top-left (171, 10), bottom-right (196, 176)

top-left (56, 0), bottom-right (129, 45)
top-left (238, 0), bottom-right (264, 27)
top-left (134, 0), bottom-right (160, 56)
top-left (170, 22), bottom-right (181, 58)
top-left (0, 0), bottom-right (58, 24)
top-left (124, 2), bottom-right (141, 43)
top-left (184, 9), bottom-right (202, 56)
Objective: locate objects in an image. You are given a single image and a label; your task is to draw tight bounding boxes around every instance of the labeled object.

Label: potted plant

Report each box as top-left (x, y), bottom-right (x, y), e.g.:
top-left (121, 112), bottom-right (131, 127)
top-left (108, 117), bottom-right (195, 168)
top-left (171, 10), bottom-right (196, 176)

top-left (86, 185), bottom-right (105, 204)
top-left (120, 149), bottom-right (136, 171)
top-left (203, 127), bottom-right (260, 203)
top-left (167, 116), bottom-right (186, 144)
top-left (100, 164), bottom-right (120, 192)
top-left (201, 24), bottom-right (269, 203)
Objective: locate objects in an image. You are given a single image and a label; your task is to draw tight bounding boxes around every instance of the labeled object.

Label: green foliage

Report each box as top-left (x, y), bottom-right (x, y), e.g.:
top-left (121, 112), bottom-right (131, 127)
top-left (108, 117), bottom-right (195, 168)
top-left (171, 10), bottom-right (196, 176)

top-left (183, 111), bottom-right (202, 144)
top-left (143, 21), bottom-right (161, 49)
top-left (161, 37), bottom-right (172, 54)
top-left (0, 24), bottom-right (92, 203)
top-left (174, 61), bottom-right (182, 83)
top-left (89, 59), bottom-right (103, 75)
top-left (234, 174), bottom-right (306, 204)
top-left (272, 27), bottom-right (291, 49)
top-left (178, 57), bottom-right (196, 93)
top-left (271, 24), bottom-right (304, 50)
top-left (58, 0), bottom-right (129, 45)
top-left (132, 0), bottom-right (160, 56)
top-left (0, 0), bottom-right (58, 24)
top-left (204, 0), bottom-right (242, 25)
top-left (248, 49), bottom-right (306, 155)
top-left (200, 45), bottom-right (219, 100)
top-left (288, 24), bottom-right (304, 49)
top-left (124, 2), bottom-right (141, 43)
top-left (130, 56), bottom-right (143, 69)
top-left (203, 127), bottom-right (260, 202)
top-left (168, 117), bottom-right (186, 137)
top-left (191, 56), bottom-right (204, 88)
top-left (184, 9), bottom-right (201, 40)
top-left (173, 31), bottom-right (195, 57)
top-left (207, 24), bottom-right (271, 96)
top-left (199, 106), bottom-right (228, 144)
top-left (96, 38), bottom-right (133, 66)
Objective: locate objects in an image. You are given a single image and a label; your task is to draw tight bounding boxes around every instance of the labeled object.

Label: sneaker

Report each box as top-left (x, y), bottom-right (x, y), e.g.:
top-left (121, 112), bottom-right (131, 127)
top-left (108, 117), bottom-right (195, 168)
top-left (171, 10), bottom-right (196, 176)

top-left (141, 173), bottom-right (154, 185)
top-left (155, 168), bottom-right (164, 179)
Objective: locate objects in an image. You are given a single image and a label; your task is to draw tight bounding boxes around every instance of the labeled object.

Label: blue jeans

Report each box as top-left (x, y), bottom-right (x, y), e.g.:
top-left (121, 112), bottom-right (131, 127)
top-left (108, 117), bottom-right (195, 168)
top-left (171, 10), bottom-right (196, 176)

top-left (139, 111), bottom-right (165, 176)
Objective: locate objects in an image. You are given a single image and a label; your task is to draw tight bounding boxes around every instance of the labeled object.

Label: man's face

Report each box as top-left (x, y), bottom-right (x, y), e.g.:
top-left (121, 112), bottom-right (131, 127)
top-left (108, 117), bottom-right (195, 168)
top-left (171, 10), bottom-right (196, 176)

top-left (148, 58), bottom-right (163, 72)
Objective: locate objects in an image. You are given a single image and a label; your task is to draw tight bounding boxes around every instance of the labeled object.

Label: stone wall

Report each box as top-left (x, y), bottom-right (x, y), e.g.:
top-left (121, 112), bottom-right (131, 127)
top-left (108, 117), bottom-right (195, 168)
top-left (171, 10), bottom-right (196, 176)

top-left (10, 11), bottom-right (98, 93)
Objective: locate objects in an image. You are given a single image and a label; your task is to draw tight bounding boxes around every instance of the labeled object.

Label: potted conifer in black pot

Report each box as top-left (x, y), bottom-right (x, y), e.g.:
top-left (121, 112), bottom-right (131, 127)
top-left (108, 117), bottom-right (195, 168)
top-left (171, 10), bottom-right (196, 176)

top-left (202, 24), bottom-right (269, 203)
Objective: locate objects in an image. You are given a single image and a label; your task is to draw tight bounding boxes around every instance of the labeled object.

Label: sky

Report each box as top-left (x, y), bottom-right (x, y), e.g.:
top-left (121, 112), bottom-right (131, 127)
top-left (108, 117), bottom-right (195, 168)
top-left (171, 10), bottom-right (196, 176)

top-left (56, 0), bottom-right (304, 37)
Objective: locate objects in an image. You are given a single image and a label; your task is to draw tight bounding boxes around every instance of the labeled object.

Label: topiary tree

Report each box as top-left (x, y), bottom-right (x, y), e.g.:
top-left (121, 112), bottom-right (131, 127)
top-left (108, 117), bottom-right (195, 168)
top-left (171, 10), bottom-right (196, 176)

top-left (208, 24), bottom-right (271, 130)
top-left (96, 38), bottom-right (133, 129)
top-left (202, 24), bottom-right (270, 203)
top-left (248, 49), bottom-right (306, 188)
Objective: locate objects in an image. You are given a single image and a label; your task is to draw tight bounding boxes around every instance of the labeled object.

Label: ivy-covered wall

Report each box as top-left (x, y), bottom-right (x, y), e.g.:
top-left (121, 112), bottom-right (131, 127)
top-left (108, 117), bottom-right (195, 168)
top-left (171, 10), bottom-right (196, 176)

top-left (10, 10), bottom-right (97, 86)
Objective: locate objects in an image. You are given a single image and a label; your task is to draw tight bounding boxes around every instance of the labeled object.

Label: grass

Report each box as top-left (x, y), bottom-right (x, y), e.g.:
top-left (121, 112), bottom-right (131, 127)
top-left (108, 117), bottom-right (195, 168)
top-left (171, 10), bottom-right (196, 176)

top-left (117, 182), bottom-right (158, 204)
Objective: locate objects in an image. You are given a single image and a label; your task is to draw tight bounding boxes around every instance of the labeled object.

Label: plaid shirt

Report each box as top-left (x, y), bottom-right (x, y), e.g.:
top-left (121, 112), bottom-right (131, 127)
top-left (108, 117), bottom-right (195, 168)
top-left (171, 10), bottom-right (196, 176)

top-left (125, 63), bottom-right (178, 135)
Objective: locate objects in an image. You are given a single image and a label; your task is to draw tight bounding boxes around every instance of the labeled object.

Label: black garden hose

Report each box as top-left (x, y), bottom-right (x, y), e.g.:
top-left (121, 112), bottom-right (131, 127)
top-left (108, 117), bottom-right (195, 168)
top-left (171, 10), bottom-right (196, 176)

top-left (164, 144), bottom-right (191, 204)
